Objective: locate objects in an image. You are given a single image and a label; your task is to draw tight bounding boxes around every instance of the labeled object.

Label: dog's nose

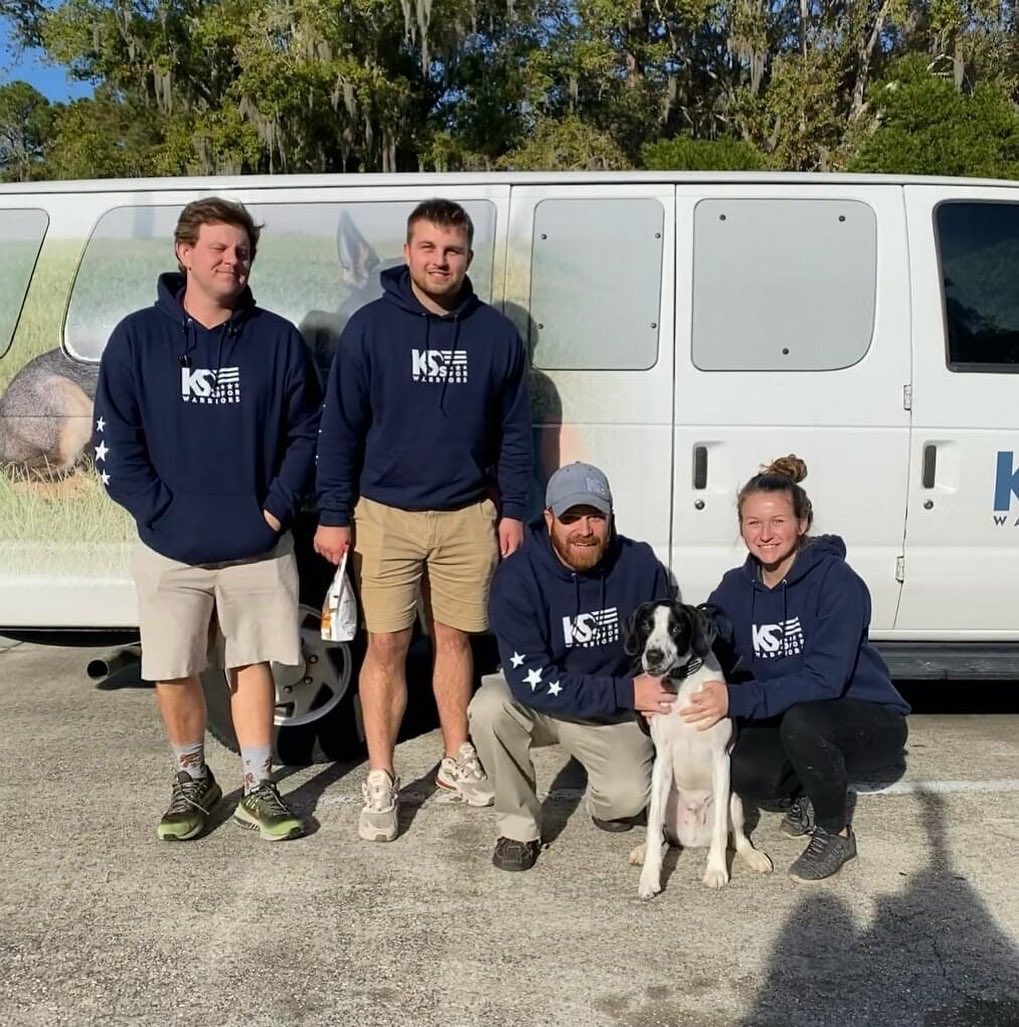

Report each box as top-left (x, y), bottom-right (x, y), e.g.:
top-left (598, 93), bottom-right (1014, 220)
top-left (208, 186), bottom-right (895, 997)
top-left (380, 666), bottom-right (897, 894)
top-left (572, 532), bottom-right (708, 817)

top-left (645, 647), bottom-right (664, 665)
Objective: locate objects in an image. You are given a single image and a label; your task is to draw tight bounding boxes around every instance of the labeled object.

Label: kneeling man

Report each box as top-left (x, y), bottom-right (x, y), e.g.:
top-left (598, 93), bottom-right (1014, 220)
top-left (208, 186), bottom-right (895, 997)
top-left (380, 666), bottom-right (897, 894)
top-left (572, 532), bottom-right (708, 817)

top-left (469, 463), bottom-right (677, 871)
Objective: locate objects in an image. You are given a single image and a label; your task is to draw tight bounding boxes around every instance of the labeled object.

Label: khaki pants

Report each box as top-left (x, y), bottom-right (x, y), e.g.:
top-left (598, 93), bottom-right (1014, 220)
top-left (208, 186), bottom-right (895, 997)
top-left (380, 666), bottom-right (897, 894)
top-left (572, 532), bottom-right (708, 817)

top-left (468, 674), bottom-right (654, 843)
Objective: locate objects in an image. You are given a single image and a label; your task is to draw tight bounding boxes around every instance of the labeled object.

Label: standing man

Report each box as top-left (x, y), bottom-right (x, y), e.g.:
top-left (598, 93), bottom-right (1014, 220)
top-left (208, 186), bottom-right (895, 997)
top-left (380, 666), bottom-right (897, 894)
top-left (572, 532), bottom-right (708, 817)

top-left (314, 199), bottom-right (532, 842)
top-left (469, 463), bottom-right (676, 871)
top-left (94, 197), bottom-right (320, 842)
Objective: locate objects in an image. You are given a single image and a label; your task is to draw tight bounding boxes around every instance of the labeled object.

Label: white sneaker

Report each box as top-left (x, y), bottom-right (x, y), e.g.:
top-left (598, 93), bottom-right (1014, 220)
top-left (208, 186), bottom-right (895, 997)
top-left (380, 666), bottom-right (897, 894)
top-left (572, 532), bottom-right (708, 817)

top-left (359, 769), bottom-right (399, 842)
top-left (436, 742), bottom-right (495, 807)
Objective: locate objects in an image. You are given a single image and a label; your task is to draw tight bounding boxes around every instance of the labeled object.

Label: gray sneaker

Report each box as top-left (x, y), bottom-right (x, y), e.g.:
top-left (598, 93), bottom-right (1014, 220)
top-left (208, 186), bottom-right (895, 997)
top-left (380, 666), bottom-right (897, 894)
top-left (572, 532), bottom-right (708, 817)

top-left (359, 769), bottom-right (399, 842)
top-left (781, 795), bottom-right (815, 838)
top-left (436, 742), bottom-right (494, 807)
top-left (788, 826), bottom-right (857, 883)
top-left (157, 770), bottom-right (222, 841)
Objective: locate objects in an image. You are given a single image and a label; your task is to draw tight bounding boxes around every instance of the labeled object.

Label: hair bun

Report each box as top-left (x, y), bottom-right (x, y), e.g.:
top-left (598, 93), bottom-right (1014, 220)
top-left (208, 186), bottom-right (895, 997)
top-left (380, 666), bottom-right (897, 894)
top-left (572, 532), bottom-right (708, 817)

top-left (764, 454), bottom-right (807, 484)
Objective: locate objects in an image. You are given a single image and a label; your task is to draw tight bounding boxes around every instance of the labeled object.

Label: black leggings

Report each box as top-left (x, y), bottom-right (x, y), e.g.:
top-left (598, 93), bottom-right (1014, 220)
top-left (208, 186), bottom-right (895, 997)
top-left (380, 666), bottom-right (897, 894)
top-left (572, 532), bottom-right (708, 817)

top-left (730, 699), bottom-right (909, 832)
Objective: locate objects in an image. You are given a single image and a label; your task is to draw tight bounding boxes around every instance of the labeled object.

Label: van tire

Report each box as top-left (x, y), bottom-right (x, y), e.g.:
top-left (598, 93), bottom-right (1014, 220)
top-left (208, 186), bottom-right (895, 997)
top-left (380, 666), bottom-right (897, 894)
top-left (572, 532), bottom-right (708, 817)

top-left (200, 604), bottom-right (366, 766)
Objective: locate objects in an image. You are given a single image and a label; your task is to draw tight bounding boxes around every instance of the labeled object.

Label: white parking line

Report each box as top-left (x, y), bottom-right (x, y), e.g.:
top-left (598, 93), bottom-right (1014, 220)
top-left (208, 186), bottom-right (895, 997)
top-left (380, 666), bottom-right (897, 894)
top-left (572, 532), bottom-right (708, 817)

top-left (861, 778), bottom-right (1019, 795)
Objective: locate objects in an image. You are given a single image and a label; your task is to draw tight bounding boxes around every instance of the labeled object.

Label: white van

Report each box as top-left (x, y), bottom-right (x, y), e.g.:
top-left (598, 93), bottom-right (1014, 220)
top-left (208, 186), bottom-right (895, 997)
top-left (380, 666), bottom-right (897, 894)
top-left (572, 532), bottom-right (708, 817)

top-left (1, 171), bottom-right (1016, 757)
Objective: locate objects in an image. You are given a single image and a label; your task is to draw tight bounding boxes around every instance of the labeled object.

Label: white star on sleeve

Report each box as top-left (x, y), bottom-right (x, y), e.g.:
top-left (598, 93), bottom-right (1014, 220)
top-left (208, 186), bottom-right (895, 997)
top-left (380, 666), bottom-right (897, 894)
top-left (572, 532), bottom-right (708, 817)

top-left (100, 471), bottom-right (110, 486)
top-left (547, 681), bottom-right (562, 697)
top-left (94, 440), bottom-right (109, 462)
top-left (510, 652), bottom-right (525, 668)
top-left (523, 667), bottom-right (542, 691)
top-left (95, 417), bottom-right (105, 432)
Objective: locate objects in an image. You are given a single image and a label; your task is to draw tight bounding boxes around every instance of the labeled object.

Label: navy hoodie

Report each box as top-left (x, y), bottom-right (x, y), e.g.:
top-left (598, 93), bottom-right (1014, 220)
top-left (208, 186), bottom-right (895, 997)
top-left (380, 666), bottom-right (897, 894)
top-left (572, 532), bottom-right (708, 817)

top-left (316, 266), bottom-right (532, 526)
top-left (707, 535), bottom-right (910, 719)
top-left (93, 273), bottom-right (321, 565)
top-left (489, 523), bottom-right (674, 720)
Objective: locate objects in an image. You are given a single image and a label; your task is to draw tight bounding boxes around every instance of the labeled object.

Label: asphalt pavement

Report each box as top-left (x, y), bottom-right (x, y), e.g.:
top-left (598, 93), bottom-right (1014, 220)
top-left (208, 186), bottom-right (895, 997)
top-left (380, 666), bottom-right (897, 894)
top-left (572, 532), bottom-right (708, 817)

top-left (2, 638), bottom-right (1018, 1027)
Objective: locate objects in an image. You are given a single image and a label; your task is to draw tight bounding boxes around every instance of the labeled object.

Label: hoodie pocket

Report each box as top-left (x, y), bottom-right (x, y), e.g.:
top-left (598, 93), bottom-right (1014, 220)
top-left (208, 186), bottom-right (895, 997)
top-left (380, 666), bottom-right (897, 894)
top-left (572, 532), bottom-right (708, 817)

top-left (148, 493), bottom-right (278, 564)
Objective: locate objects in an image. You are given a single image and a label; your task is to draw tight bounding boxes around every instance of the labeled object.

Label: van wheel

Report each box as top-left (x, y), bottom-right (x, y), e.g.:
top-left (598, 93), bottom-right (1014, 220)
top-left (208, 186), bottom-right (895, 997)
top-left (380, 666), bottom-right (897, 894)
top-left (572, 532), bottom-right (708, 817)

top-left (201, 604), bottom-right (365, 765)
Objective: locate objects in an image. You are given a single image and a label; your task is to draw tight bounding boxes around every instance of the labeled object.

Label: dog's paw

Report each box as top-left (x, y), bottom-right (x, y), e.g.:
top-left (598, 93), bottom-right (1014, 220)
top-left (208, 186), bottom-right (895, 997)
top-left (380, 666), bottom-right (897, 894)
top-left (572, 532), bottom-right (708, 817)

top-left (637, 872), bottom-right (662, 900)
top-left (702, 865), bottom-right (729, 890)
top-left (742, 847), bottom-right (774, 874)
top-left (628, 842), bottom-right (646, 866)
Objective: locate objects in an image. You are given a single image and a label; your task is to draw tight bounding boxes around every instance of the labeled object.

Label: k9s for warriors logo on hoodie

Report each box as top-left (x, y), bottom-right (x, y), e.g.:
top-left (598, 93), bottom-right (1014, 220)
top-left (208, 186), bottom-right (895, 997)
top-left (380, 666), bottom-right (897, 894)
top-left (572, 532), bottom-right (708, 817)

top-left (751, 617), bottom-right (805, 659)
top-left (180, 366), bottom-right (241, 404)
top-left (411, 348), bottom-right (468, 383)
top-left (562, 608), bottom-right (620, 648)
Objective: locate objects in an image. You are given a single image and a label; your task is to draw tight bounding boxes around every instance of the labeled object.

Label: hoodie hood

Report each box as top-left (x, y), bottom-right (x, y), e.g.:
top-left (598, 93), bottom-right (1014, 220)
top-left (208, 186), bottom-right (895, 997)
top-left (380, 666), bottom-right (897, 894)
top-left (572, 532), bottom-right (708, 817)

top-left (525, 520), bottom-right (623, 584)
top-left (155, 271), bottom-right (256, 323)
top-left (380, 264), bottom-right (479, 319)
top-left (739, 533), bottom-right (847, 589)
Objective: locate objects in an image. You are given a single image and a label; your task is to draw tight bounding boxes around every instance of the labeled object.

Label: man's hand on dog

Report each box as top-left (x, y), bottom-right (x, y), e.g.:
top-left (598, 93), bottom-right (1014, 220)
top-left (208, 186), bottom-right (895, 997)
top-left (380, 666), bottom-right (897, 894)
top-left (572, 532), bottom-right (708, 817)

top-left (314, 525), bottom-right (350, 565)
top-left (633, 674), bottom-right (678, 718)
top-left (681, 680), bottom-right (729, 731)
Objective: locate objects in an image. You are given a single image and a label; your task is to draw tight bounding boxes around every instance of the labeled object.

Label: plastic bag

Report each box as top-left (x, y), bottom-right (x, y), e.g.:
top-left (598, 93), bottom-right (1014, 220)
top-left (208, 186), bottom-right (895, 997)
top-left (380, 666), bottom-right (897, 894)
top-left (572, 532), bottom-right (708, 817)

top-left (321, 551), bottom-right (358, 642)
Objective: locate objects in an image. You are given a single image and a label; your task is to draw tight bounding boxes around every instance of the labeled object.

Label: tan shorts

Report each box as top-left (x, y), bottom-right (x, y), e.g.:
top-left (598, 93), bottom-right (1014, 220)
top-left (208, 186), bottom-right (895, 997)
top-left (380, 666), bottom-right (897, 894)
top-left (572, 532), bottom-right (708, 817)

top-left (352, 497), bottom-right (499, 634)
top-left (132, 534), bottom-right (300, 681)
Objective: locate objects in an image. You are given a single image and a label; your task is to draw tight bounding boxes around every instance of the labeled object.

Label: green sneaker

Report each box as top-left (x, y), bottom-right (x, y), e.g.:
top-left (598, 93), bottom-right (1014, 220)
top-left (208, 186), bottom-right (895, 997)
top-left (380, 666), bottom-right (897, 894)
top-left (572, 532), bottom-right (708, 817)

top-left (157, 769), bottom-right (222, 841)
top-left (233, 782), bottom-right (305, 841)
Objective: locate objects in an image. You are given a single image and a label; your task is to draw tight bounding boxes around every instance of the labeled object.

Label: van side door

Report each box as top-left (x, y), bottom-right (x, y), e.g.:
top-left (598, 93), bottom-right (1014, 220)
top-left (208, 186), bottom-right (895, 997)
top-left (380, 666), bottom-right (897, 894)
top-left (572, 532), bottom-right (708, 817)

top-left (504, 184), bottom-right (676, 561)
top-left (670, 184), bottom-right (911, 631)
top-left (899, 187), bottom-right (1019, 635)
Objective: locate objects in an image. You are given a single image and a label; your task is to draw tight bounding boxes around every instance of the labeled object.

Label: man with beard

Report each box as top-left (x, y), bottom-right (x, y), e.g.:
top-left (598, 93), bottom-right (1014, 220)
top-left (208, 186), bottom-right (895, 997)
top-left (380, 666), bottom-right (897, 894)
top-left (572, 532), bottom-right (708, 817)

top-left (469, 463), bottom-right (676, 871)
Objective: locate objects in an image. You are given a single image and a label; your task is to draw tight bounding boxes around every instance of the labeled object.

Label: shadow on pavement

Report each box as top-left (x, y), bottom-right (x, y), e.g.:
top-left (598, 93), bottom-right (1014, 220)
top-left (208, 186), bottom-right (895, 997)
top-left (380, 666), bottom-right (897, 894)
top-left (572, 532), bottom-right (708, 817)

top-left (737, 791), bottom-right (1019, 1027)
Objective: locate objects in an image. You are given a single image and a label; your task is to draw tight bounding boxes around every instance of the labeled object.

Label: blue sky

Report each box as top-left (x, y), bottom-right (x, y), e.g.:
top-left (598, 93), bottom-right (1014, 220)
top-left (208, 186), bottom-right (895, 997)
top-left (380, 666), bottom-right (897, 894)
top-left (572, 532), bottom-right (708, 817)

top-left (1, 21), bottom-right (93, 101)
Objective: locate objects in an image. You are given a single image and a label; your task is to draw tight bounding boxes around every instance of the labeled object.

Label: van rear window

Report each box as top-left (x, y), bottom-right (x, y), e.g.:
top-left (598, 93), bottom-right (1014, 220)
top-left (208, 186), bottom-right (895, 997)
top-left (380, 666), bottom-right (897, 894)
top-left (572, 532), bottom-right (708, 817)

top-left (692, 198), bottom-right (877, 371)
top-left (0, 208), bottom-right (49, 359)
top-left (936, 201), bottom-right (1019, 371)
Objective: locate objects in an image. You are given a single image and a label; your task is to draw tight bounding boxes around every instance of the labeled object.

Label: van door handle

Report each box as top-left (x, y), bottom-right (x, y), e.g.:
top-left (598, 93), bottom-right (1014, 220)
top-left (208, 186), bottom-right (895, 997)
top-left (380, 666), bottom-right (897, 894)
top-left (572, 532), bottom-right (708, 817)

top-left (921, 444), bottom-right (937, 488)
top-left (693, 445), bottom-right (708, 490)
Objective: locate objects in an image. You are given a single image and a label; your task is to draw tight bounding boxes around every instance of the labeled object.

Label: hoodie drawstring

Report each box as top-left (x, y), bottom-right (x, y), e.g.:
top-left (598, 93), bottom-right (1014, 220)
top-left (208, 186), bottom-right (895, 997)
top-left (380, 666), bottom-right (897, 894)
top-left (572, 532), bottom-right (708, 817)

top-left (438, 314), bottom-right (461, 414)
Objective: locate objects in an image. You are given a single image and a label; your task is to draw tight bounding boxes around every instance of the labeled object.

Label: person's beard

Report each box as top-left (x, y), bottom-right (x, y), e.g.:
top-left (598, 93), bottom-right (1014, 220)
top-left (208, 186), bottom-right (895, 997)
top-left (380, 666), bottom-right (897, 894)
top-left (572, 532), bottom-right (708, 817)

top-left (551, 530), bottom-right (607, 572)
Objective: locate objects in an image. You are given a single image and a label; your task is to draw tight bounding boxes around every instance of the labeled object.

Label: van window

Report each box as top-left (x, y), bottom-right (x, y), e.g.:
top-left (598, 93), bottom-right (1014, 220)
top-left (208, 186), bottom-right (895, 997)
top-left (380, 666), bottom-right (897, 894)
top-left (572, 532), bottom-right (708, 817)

top-left (0, 208), bottom-right (49, 359)
top-left (64, 200), bottom-right (497, 363)
top-left (936, 201), bottom-right (1019, 371)
top-left (529, 198), bottom-right (664, 370)
top-left (692, 199), bottom-right (877, 371)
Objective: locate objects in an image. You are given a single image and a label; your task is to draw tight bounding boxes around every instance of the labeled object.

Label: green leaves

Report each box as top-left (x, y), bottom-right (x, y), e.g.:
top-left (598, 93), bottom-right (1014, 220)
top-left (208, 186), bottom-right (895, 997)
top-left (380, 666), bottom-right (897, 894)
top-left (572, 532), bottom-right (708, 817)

top-left (16, 1), bottom-right (1019, 178)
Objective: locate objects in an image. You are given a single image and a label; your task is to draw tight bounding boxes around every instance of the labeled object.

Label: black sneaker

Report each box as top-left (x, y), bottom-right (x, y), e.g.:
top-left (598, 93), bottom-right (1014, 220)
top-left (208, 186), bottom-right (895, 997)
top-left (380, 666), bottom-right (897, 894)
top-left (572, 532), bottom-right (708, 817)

top-left (157, 769), bottom-right (222, 841)
top-left (788, 826), bottom-right (857, 883)
top-left (591, 815), bottom-right (637, 833)
top-left (492, 837), bottom-right (541, 872)
top-left (780, 795), bottom-right (815, 838)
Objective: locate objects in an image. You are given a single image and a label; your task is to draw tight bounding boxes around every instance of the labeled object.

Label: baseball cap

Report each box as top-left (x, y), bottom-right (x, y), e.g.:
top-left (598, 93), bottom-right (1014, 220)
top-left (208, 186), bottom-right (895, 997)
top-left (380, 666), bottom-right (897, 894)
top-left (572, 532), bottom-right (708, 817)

top-left (545, 462), bottom-right (613, 518)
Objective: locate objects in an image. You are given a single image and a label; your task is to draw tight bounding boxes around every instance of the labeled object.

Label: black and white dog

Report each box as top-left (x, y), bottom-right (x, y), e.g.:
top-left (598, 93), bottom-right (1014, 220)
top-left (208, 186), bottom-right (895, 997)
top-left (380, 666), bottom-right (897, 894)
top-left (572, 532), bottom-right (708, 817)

top-left (624, 600), bottom-right (772, 897)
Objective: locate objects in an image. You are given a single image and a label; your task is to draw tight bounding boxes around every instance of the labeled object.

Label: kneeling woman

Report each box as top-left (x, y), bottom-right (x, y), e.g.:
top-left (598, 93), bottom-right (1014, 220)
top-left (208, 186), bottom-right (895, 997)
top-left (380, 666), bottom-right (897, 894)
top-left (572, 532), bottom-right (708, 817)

top-left (682, 455), bottom-right (909, 883)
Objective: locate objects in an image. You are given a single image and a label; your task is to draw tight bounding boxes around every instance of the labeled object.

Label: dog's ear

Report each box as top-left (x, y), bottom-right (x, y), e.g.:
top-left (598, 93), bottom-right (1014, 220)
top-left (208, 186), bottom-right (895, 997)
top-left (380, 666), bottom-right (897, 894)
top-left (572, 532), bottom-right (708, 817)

top-left (697, 603), bottom-right (745, 677)
top-left (623, 601), bottom-right (655, 657)
top-left (690, 605), bottom-right (716, 659)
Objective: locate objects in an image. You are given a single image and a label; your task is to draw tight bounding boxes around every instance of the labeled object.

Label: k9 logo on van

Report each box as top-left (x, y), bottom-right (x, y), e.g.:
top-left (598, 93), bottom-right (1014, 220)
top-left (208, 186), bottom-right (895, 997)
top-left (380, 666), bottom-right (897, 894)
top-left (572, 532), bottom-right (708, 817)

top-left (181, 366), bottom-right (241, 404)
top-left (411, 348), bottom-right (468, 384)
top-left (993, 451), bottom-right (1019, 526)
top-left (562, 608), bottom-right (619, 648)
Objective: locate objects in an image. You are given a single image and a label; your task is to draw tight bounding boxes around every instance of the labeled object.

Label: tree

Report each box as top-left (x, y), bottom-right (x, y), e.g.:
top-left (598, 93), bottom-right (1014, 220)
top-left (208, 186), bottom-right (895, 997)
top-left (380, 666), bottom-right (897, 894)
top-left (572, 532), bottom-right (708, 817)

top-left (642, 133), bottom-right (767, 170)
top-left (851, 54), bottom-right (1019, 178)
top-left (0, 81), bottom-right (53, 181)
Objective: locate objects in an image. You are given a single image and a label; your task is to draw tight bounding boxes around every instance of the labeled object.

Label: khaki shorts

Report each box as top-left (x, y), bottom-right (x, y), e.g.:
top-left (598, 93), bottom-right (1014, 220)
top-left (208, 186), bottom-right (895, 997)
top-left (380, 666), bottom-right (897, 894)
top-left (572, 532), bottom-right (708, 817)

top-left (352, 497), bottom-right (499, 634)
top-left (132, 534), bottom-right (300, 681)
